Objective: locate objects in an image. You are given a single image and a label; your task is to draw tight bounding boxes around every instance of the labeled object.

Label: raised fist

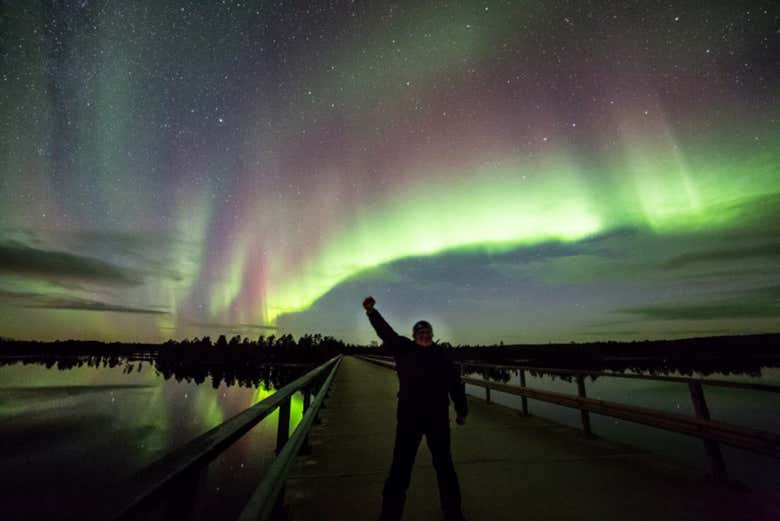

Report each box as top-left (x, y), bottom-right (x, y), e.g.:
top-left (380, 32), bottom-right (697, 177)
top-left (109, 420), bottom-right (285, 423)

top-left (363, 296), bottom-right (375, 311)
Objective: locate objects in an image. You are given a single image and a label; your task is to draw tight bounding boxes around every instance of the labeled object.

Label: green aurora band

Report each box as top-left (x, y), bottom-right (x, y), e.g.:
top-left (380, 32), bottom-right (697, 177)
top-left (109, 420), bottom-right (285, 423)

top-left (261, 130), bottom-right (780, 324)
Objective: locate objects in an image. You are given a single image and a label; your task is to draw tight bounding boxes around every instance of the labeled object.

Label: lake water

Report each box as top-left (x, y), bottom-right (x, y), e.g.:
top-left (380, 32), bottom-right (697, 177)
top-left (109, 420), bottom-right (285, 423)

top-left (0, 360), bottom-right (305, 521)
top-left (464, 367), bottom-right (780, 489)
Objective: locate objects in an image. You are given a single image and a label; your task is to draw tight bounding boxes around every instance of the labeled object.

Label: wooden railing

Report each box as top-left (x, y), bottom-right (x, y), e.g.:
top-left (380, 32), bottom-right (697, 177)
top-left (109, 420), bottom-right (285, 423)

top-left (357, 354), bottom-right (780, 482)
top-left (107, 355), bottom-right (342, 521)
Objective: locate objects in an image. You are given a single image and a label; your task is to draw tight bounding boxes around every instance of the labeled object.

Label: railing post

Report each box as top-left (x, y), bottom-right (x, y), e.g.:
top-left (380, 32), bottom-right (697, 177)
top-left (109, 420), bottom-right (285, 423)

top-left (313, 381), bottom-right (322, 425)
top-left (272, 397), bottom-right (292, 520)
top-left (576, 375), bottom-right (592, 437)
top-left (688, 382), bottom-right (727, 482)
top-left (485, 385), bottom-right (492, 403)
top-left (276, 397), bottom-right (291, 455)
top-left (301, 389), bottom-right (312, 455)
top-left (519, 369), bottom-right (529, 416)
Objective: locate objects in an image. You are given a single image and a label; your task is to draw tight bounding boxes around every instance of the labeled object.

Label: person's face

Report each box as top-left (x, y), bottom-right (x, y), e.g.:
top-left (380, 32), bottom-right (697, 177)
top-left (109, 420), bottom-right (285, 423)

top-left (414, 328), bottom-right (433, 347)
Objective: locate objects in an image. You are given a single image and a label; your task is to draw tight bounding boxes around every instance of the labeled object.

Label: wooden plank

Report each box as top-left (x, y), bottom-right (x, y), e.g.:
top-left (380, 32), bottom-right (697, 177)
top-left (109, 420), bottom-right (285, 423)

top-left (276, 397), bottom-right (291, 455)
top-left (519, 369), bottom-right (529, 416)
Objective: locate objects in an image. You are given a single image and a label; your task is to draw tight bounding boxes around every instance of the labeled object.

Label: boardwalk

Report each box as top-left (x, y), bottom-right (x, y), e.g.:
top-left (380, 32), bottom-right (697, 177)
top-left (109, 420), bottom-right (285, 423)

top-left (285, 356), bottom-right (764, 521)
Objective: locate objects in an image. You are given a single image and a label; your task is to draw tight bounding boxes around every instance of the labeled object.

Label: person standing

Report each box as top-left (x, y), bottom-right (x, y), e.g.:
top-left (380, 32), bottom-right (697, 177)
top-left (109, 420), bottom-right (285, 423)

top-left (363, 296), bottom-right (468, 521)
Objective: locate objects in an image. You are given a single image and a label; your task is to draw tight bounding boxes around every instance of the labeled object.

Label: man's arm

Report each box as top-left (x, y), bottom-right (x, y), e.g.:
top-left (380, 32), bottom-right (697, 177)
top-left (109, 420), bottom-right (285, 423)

top-left (363, 296), bottom-right (401, 348)
top-left (448, 357), bottom-right (468, 423)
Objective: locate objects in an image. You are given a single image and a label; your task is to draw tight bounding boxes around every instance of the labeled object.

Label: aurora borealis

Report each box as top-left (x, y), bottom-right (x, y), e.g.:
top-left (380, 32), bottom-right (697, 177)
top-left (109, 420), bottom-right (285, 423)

top-left (1, 1), bottom-right (779, 344)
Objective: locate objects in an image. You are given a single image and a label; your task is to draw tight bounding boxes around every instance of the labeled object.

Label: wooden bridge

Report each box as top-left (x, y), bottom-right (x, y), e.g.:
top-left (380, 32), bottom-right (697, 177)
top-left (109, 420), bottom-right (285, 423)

top-left (106, 355), bottom-right (778, 521)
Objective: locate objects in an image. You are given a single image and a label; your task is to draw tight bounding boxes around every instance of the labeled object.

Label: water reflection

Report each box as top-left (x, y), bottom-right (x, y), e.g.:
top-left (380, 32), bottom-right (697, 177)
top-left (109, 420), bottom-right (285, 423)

top-left (461, 356), bottom-right (776, 385)
top-left (0, 357), bottom-right (309, 521)
top-left (0, 332), bottom-right (345, 389)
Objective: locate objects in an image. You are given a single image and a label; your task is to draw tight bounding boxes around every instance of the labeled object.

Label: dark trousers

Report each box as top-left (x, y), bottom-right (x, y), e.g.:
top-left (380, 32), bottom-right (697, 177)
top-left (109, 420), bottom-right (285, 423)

top-left (380, 418), bottom-right (463, 521)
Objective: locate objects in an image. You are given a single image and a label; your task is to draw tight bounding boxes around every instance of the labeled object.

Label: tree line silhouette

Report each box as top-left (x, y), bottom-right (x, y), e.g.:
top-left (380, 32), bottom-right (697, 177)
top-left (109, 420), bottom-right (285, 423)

top-left (0, 334), bottom-right (349, 389)
top-left (355, 333), bottom-right (780, 381)
top-left (1, 332), bottom-right (778, 387)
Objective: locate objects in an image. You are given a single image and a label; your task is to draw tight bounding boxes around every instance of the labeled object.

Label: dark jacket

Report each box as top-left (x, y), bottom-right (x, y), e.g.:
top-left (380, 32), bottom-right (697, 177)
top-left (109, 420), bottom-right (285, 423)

top-left (367, 308), bottom-right (468, 424)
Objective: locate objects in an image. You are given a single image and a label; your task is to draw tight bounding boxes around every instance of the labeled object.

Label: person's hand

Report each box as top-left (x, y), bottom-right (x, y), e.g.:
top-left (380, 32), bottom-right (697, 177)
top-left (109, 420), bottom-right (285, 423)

top-left (363, 296), bottom-right (375, 311)
top-left (456, 415), bottom-right (466, 426)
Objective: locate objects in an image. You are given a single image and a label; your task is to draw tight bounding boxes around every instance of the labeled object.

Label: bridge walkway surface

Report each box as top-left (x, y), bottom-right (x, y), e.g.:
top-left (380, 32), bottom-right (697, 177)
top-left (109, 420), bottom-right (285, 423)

top-left (285, 356), bottom-right (766, 520)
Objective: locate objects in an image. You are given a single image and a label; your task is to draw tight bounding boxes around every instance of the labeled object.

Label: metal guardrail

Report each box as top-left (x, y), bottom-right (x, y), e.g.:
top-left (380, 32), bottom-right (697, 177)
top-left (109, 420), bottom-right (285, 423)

top-left (108, 355), bottom-right (342, 521)
top-left (357, 354), bottom-right (780, 482)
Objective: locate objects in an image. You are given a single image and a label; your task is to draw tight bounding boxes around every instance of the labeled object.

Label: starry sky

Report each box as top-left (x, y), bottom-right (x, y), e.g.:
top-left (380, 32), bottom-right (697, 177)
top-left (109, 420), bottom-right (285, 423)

top-left (1, 1), bottom-right (779, 345)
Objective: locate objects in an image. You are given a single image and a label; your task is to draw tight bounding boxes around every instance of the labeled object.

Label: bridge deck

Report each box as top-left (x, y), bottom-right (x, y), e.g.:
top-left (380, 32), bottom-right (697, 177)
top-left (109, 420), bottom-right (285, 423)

top-left (285, 356), bottom-right (760, 520)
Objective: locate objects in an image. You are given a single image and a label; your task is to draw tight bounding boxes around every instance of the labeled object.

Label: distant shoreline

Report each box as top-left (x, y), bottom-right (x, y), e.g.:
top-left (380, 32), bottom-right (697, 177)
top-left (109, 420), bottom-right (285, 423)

top-left (1, 331), bottom-right (778, 349)
top-left (0, 333), bottom-right (778, 377)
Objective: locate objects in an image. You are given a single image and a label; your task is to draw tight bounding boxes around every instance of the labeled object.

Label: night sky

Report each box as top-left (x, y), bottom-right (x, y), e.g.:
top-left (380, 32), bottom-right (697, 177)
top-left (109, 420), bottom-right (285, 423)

top-left (1, 1), bottom-right (778, 344)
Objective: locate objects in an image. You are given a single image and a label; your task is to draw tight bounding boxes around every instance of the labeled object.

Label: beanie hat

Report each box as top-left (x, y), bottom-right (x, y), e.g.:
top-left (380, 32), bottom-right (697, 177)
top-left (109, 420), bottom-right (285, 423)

top-left (413, 320), bottom-right (433, 335)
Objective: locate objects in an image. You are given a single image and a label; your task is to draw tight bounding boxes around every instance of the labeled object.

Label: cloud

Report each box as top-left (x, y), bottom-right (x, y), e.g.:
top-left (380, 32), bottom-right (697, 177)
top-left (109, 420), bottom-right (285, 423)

top-left (663, 243), bottom-right (780, 270)
top-left (0, 228), bottom-right (195, 283)
top-left (0, 290), bottom-right (168, 315)
top-left (0, 241), bottom-right (144, 287)
top-left (579, 330), bottom-right (642, 336)
top-left (65, 230), bottom-right (191, 281)
top-left (618, 285), bottom-right (780, 321)
top-left (67, 230), bottom-right (172, 253)
top-left (0, 228), bottom-right (176, 255)
top-left (26, 299), bottom-right (169, 315)
top-left (621, 303), bottom-right (779, 320)
top-left (183, 320), bottom-right (278, 331)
